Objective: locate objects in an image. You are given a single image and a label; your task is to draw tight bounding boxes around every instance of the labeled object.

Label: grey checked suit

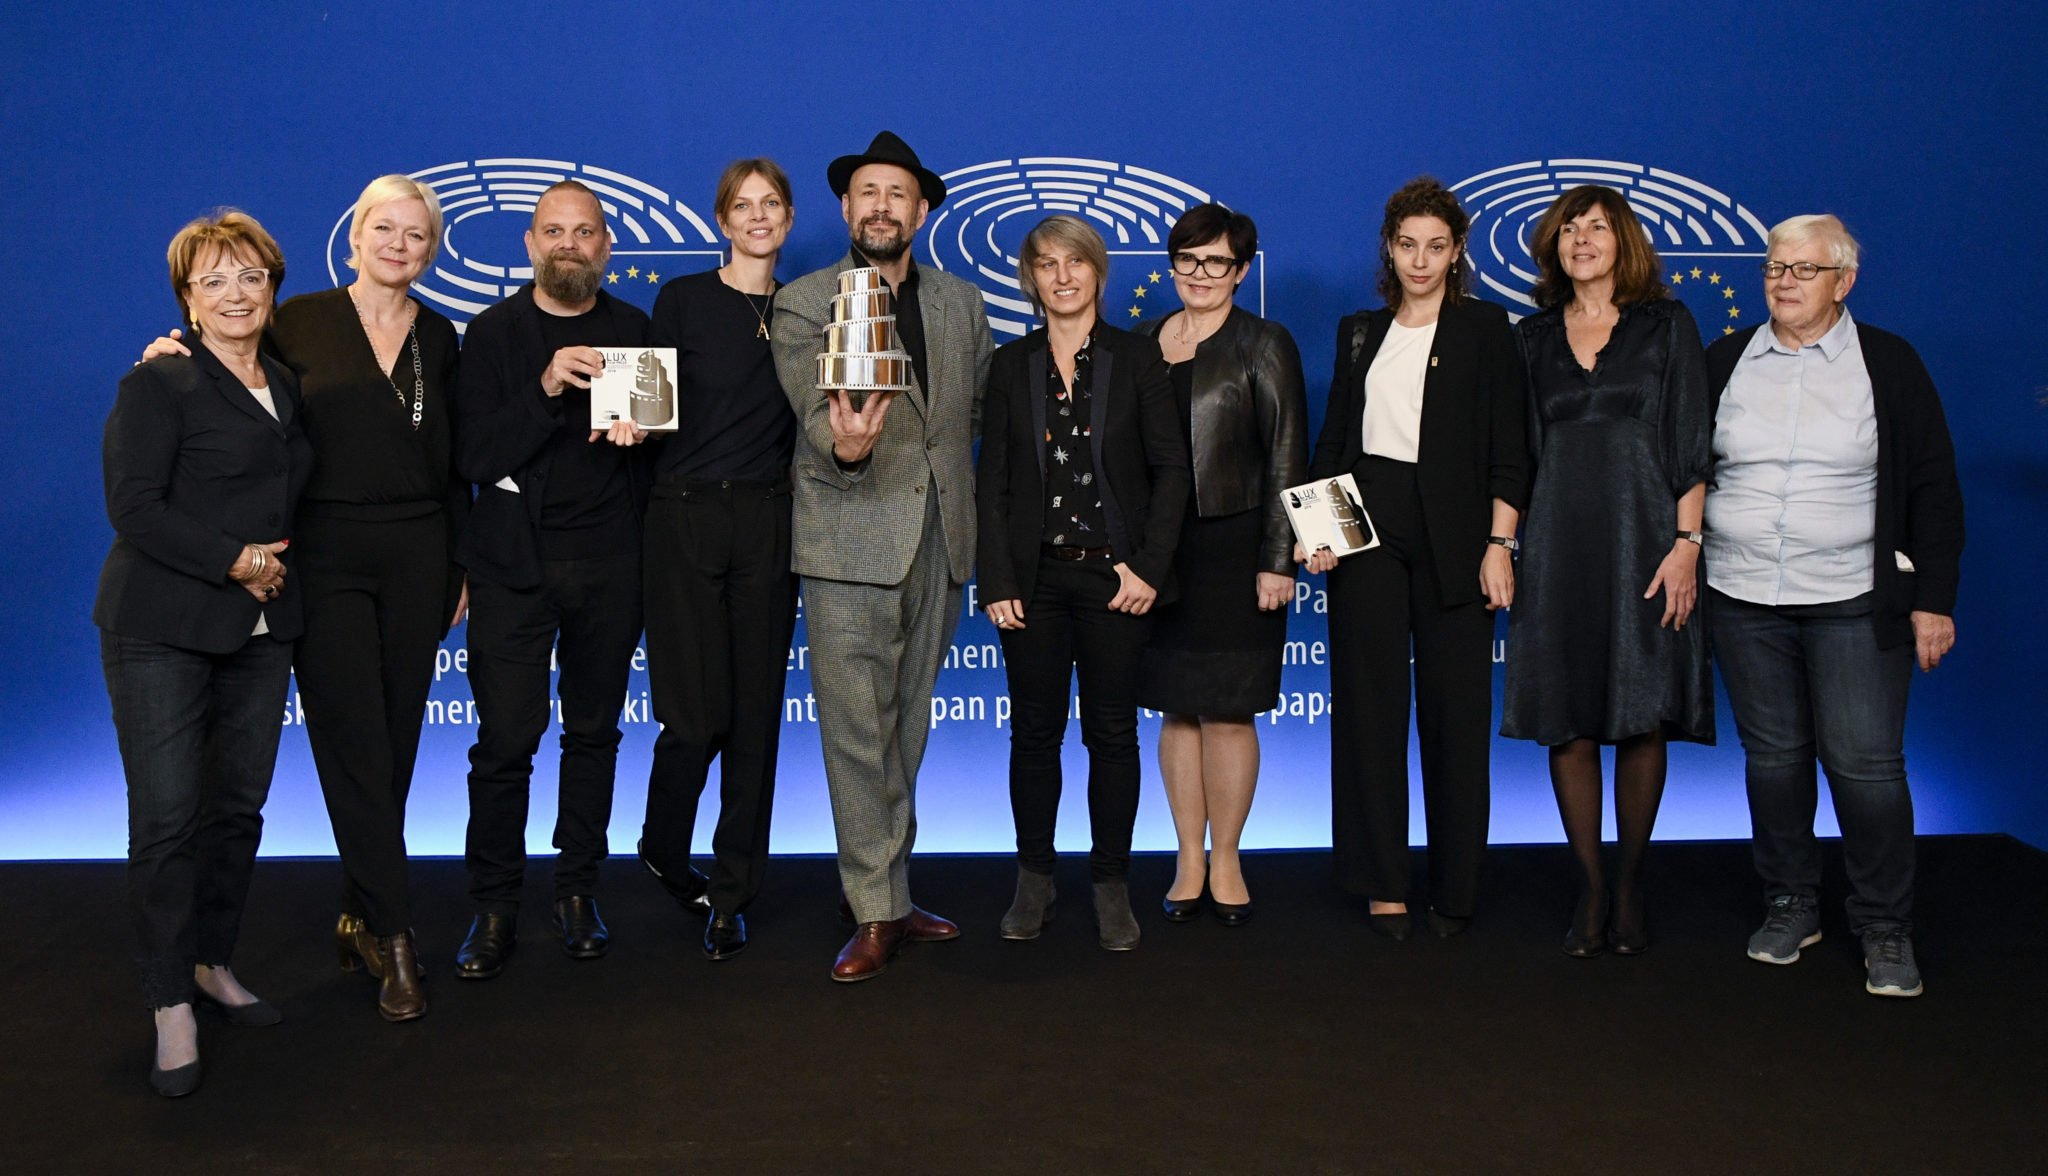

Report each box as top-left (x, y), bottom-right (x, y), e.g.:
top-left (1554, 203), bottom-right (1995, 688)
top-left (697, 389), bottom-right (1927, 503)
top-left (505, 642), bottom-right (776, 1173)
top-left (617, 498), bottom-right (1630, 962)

top-left (771, 250), bottom-right (993, 922)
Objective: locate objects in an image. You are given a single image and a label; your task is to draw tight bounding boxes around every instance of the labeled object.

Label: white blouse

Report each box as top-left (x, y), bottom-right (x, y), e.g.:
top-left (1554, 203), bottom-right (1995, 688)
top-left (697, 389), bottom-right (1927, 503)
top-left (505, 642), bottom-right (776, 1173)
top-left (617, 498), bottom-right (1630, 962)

top-left (1361, 319), bottom-right (1435, 463)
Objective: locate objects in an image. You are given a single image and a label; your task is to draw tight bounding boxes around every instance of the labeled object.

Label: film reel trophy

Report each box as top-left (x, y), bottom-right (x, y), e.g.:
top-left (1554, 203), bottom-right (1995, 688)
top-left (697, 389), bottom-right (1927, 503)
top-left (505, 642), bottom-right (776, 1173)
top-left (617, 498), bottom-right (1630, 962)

top-left (815, 267), bottom-right (916, 401)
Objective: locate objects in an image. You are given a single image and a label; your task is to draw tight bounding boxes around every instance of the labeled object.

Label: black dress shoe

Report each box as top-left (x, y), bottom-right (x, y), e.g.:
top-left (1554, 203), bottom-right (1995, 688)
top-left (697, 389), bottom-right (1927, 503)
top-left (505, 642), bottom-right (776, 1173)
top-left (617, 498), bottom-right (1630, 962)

top-left (196, 991), bottom-right (283, 1026)
top-left (1562, 928), bottom-right (1607, 958)
top-left (455, 912), bottom-right (518, 980)
top-left (1427, 910), bottom-right (1470, 938)
top-left (1369, 911), bottom-right (1412, 941)
top-left (704, 910), bottom-right (747, 960)
top-left (553, 896), bottom-right (609, 959)
top-left (638, 838), bottom-right (711, 917)
top-left (1161, 895), bottom-right (1201, 922)
top-left (1211, 898), bottom-right (1254, 926)
top-left (150, 1058), bottom-right (202, 1098)
top-left (1610, 924), bottom-right (1650, 955)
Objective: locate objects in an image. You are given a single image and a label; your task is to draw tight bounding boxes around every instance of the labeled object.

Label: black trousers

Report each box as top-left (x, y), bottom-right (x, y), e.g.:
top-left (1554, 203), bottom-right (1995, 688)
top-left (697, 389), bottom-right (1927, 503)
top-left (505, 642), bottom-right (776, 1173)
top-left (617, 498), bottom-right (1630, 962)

top-left (102, 630), bottom-right (294, 1009)
top-left (640, 480), bottom-right (797, 913)
top-left (999, 554), bottom-right (1152, 881)
top-left (465, 552), bottom-right (643, 912)
top-left (293, 510), bottom-right (448, 937)
top-left (1327, 457), bottom-right (1494, 915)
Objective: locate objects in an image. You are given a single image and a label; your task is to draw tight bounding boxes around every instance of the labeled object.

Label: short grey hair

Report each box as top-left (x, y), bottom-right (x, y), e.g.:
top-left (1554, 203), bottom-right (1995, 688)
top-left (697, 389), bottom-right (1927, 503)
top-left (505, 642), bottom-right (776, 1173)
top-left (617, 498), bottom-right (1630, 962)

top-left (1767, 214), bottom-right (1860, 274)
top-left (1017, 214), bottom-right (1110, 316)
top-left (344, 174), bottom-right (445, 271)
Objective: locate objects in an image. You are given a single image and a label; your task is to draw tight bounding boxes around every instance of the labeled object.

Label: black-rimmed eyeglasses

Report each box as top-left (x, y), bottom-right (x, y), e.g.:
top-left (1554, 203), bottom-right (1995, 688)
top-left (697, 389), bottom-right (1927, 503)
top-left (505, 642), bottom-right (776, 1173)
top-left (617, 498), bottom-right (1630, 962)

top-left (1171, 252), bottom-right (1241, 279)
top-left (1761, 261), bottom-right (1844, 281)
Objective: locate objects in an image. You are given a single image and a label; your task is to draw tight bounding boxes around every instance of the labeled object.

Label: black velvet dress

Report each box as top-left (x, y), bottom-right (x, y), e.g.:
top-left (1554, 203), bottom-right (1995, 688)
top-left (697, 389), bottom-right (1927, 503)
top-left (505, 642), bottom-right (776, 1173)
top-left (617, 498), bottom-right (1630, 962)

top-left (1501, 298), bottom-right (1715, 746)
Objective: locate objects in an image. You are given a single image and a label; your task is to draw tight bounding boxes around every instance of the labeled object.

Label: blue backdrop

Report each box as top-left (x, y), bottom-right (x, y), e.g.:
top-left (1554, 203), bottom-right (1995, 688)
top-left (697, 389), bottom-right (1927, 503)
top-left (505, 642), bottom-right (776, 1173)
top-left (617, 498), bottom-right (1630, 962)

top-left (4, 0), bottom-right (2043, 860)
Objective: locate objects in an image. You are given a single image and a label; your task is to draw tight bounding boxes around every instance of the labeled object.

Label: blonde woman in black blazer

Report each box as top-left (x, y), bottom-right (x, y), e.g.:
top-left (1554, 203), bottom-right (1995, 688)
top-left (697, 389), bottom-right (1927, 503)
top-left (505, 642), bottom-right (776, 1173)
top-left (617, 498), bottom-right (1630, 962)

top-left (976, 215), bottom-right (1191, 951)
top-left (1302, 177), bottom-right (1529, 940)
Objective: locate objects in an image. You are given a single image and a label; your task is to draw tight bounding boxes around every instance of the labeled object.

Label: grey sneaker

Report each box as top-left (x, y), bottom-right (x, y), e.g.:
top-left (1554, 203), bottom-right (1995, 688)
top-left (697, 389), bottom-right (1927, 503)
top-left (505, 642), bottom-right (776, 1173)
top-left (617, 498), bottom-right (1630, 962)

top-left (1862, 928), bottom-right (1923, 997)
top-left (1747, 894), bottom-right (1822, 964)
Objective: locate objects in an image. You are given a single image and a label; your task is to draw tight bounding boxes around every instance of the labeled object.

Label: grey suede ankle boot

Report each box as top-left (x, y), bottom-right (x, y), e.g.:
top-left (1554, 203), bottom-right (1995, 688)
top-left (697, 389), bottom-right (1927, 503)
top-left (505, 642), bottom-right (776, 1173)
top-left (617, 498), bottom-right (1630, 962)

top-left (999, 868), bottom-right (1057, 940)
top-left (1093, 880), bottom-right (1140, 951)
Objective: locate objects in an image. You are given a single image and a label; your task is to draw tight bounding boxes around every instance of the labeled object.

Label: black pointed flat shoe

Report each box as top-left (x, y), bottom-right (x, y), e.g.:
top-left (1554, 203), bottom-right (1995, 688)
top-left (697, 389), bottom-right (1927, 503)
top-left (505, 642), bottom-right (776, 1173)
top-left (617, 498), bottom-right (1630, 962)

top-left (196, 991), bottom-right (283, 1026)
top-left (150, 1058), bottom-right (202, 1098)
top-left (1161, 894), bottom-right (1202, 922)
top-left (1369, 911), bottom-right (1412, 942)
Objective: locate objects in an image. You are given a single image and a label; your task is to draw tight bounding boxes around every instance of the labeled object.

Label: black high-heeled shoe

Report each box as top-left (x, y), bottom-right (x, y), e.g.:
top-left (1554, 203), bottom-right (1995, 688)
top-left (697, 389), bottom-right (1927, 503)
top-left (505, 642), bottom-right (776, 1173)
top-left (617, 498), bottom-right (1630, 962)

top-left (1160, 894), bottom-right (1202, 922)
top-left (1211, 897), bottom-right (1254, 926)
top-left (1610, 889), bottom-right (1649, 955)
top-left (1369, 911), bottom-right (1412, 941)
top-left (195, 990), bottom-right (283, 1027)
top-left (149, 1057), bottom-right (202, 1098)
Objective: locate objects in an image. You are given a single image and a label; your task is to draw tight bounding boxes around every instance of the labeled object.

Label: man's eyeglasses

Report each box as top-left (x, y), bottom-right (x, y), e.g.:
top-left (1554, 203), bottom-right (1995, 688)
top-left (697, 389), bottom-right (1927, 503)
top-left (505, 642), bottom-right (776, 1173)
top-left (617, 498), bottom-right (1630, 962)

top-left (1760, 261), bottom-right (1844, 281)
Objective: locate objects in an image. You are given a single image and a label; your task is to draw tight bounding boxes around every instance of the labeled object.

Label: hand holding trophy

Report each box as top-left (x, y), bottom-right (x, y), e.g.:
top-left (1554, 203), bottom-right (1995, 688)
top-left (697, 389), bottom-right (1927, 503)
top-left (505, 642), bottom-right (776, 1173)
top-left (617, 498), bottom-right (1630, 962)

top-left (817, 267), bottom-right (916, 463)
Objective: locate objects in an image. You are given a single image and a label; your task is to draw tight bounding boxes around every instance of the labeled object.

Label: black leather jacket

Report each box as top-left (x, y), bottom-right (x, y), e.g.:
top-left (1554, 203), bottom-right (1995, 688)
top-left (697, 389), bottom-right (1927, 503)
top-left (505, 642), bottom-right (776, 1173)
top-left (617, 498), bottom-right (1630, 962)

top-left (1137, 306), bottom-right (1307, 574)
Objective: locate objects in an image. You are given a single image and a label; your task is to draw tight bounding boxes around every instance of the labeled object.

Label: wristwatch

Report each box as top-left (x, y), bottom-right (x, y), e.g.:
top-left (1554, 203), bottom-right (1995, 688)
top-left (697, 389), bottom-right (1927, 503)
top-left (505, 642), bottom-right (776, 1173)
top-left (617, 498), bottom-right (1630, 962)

top-left (1487, 536), bottom-right (1519, 552)
top-left (1676, 530), bottom-right (1703, 545)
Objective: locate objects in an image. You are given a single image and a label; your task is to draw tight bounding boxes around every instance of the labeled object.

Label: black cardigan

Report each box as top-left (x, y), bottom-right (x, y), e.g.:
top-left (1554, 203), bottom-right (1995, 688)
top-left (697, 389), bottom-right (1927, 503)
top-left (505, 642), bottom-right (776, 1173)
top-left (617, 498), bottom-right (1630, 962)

top-left (1308, 296), bottom-right (1530, 607)
top-left (94, 343), bottom-right (313, 652)
top-left (1705, 322), bottom-right (1964, 648)
top-left (975, 322), bottom-right (1192, 605)
top-left (453, 285), bottom-right (652, 589)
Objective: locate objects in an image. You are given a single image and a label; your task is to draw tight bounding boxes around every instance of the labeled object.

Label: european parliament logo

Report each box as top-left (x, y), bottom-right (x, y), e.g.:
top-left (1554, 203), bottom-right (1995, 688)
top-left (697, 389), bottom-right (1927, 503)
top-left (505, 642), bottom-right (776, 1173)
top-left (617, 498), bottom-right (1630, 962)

top-left (323, 158), bottom-right (722, 333)
top-left (923, 157), bottom-right (1262, 340)
top-left (1449, 159), bottom-right (1769, 338)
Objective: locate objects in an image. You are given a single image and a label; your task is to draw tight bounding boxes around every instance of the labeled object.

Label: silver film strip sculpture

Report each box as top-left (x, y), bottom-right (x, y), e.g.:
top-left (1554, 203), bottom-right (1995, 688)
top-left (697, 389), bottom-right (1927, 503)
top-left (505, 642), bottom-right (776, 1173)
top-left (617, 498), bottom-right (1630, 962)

top-left (816, 267), bottom-right (916, 394)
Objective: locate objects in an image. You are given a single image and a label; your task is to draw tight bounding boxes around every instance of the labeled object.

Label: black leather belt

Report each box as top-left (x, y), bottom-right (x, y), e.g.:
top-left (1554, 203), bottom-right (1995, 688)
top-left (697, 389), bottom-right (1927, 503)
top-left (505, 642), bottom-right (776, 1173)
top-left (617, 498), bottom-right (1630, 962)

top-left (1041, 543), bottom-right (1113, 562)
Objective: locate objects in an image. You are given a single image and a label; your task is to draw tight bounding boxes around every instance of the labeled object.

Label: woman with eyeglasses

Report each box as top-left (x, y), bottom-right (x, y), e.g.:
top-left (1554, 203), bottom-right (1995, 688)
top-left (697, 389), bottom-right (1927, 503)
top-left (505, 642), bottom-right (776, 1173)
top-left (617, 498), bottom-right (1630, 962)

top-left (1132, 203), bottom-right (1305, 925)
top-left (143, 175), bottom-right (470, 1022)
top-left (978, 214), bottom-right (1191, 950)
top-left (99, 210), bottom-right (311, 1095)
top-left (1299, 177), bottom-right (1529, 940)
top-left (1502, 184), bottom-right (1714, 958)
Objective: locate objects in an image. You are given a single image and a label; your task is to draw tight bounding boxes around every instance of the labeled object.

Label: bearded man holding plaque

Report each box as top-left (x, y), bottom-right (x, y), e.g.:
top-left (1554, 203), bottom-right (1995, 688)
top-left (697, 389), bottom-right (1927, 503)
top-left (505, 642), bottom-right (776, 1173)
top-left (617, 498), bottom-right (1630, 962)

top-left (451, 180), bottom-right (653, 977)
top-left (769, 131), bottom-right (994, 982)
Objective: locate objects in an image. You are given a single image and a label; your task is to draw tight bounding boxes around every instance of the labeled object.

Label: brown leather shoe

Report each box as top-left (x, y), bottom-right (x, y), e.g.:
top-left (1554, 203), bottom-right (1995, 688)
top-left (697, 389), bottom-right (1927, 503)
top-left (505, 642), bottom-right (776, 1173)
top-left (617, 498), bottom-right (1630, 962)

top-left (375, 930), bottom-right (427, 1022)
top-left (905, 905), bottom-right (959, 941)
top-left (831, 919), bottom-right (908, 983)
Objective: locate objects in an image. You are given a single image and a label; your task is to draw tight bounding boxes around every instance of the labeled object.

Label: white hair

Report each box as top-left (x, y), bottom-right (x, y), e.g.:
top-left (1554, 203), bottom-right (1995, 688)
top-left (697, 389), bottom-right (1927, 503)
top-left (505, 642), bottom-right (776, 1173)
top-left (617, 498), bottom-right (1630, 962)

top-left (344, 174), bottom-right (445, 271)
top-left (1767, 214), bottom-right (1860, 274)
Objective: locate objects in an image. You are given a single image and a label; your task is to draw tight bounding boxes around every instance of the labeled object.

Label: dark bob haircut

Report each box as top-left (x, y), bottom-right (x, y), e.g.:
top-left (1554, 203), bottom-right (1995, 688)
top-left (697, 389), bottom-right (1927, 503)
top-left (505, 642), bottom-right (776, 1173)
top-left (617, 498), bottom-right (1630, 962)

top-left (1167, 202), bottom-right (1257, 268)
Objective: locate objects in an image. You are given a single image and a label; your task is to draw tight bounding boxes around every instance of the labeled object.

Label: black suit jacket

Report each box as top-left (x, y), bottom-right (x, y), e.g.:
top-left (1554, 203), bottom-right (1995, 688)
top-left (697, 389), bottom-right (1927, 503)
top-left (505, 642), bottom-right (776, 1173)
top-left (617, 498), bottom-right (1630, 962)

top-left (94, 343), bottom-right (313, 652)
top-left (1308, 297), bottom-right (1530, 607)
top-left (1705, 322), bottom-right (1964, 649)
top-left (976, 322), bottom-right (1192, 604)
top-left (453, 284), bottom-right (652, 589)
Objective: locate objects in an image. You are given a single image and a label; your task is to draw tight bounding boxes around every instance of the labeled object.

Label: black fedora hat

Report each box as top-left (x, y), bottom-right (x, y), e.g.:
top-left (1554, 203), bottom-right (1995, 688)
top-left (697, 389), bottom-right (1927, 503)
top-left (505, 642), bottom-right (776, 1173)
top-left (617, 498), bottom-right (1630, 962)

top-left (827, 131), bottom-right (947, 209)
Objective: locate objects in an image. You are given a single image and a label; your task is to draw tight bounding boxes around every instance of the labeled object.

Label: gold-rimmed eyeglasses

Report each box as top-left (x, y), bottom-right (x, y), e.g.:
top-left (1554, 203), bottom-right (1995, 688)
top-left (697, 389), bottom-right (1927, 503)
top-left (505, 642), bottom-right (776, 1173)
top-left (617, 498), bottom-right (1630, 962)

top-left (188, 269), bottom-right (271, 297)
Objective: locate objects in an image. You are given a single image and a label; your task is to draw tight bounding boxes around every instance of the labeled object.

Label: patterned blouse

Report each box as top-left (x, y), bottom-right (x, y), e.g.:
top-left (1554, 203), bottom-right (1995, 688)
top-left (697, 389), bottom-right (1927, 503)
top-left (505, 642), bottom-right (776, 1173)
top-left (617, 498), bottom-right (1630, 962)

top-left (1042, 329), bottom-right (1109, 546)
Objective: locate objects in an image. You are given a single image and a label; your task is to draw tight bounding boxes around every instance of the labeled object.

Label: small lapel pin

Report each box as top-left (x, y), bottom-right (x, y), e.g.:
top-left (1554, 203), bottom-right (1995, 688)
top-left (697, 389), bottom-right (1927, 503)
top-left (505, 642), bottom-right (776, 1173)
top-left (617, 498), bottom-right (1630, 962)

top-left (1430, 356), bottom-right (1439, 367)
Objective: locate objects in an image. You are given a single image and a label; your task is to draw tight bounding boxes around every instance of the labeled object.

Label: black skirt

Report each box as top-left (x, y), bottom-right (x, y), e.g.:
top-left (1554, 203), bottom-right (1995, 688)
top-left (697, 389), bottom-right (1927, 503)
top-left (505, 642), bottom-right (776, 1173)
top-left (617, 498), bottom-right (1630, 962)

top-left (1136, 506), bottom-right (1288, 715)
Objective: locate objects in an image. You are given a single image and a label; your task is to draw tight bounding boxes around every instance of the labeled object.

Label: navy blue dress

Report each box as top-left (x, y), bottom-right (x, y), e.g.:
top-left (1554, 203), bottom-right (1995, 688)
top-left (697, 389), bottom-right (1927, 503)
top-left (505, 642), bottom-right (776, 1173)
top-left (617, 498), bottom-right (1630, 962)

top-left (1502, 298), bottom-right (1715, 746)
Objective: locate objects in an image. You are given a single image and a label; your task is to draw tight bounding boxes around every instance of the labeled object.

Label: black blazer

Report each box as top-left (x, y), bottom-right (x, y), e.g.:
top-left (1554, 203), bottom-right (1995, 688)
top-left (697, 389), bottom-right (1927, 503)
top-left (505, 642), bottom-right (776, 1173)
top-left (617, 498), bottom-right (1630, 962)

top-left (1308, 297), bottom-right (1530, 607)
top-left (453, 285), bottom-right (652, 589)
top-left (94, 343), bottom-right (313, 652)
top-left (1706, 322), bottom-right (1964, 649)
top-left (1135, 306), bottom-right (1307, 575)
top-left (976, 322), bottom-right (1192, 604)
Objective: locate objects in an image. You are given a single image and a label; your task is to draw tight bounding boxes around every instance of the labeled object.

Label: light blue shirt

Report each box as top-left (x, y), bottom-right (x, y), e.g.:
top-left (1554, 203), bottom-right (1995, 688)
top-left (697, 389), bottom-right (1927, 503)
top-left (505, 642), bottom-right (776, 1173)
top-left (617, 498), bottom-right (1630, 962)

top-left (1705, 308), bottom-right (1878, 606)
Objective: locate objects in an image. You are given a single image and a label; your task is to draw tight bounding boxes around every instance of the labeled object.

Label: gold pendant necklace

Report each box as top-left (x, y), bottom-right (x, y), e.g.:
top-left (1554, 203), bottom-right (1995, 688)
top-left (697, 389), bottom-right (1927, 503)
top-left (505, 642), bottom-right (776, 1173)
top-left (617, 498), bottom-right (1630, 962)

top-left (726, 266), bottom-right (774, 341)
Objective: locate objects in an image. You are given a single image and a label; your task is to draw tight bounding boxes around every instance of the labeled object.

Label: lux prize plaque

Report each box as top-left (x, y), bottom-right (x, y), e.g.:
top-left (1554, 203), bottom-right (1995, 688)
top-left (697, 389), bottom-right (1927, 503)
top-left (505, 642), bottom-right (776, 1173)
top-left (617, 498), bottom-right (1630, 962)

top-left (1281, 473), bottom-right (1381, 559)
top-left (590, 347), bottom-right (679, 431)
top-left (815, 267), bottom-right (915, 407)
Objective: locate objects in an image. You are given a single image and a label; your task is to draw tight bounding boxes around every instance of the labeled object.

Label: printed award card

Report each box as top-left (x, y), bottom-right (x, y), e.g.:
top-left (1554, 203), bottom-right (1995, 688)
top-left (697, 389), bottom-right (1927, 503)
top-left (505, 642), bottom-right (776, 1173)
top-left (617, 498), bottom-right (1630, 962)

top-left (589, 347), bottom-right (679, 431)
top-left (1280, 474), bottom-right (1380, 559)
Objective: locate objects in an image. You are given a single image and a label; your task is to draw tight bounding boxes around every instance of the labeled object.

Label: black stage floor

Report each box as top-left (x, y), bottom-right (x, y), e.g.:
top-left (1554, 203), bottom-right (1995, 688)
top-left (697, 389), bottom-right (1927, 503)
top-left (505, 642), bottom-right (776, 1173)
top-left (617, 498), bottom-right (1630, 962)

top-left (4, 836), bottom-right (2043, 1174)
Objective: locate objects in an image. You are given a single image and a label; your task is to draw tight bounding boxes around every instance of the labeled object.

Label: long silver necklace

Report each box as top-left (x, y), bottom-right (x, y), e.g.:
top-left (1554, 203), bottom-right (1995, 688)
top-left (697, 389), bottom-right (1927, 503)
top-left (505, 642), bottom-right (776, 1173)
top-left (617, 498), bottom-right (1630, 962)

top-left (349, 289), bottom-right (424, 429)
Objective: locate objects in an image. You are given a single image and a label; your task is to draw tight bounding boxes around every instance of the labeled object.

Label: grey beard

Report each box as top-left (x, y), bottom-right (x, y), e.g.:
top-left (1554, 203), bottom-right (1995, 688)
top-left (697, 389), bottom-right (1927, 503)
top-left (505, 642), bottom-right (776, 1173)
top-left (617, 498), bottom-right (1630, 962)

top-left (537, 255), bottom-right (602, 304)
top-left (854, 223), bottom-right (909, 262)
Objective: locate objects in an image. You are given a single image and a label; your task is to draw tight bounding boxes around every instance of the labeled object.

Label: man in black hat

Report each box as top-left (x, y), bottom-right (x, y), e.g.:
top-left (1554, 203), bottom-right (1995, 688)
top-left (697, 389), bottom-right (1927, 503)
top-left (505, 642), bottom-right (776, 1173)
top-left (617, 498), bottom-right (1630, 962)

top-left (770, 131), bottom-right (993, 981)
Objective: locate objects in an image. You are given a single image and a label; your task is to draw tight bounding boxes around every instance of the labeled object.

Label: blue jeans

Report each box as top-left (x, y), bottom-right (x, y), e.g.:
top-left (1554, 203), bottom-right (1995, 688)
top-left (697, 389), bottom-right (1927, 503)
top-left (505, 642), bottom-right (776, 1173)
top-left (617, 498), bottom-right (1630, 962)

top-left (1708, 589), bottom-right (1915, 934)
top-left (101, 630), bottom-right (294, 1008)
